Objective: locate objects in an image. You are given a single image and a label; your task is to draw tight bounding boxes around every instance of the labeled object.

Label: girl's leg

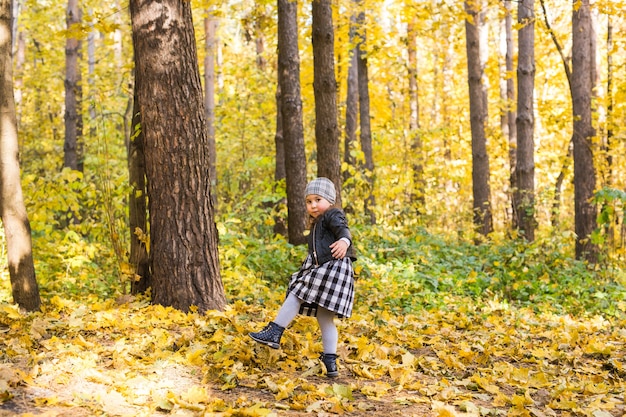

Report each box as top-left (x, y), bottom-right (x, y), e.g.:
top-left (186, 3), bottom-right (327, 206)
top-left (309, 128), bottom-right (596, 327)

top-left (317, 307), bottom-right (339, 377)
top-left (316, 307), bottom-right (338, 354)
top-left (249, 293), bottom-right (302, 349)
top-left (273, 292), bottom-right (302, 328)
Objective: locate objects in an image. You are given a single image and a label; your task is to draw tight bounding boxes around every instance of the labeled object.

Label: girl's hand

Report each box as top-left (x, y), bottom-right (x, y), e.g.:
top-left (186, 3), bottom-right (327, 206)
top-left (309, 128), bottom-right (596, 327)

top-left (330, 240), bottom-right (349, 259)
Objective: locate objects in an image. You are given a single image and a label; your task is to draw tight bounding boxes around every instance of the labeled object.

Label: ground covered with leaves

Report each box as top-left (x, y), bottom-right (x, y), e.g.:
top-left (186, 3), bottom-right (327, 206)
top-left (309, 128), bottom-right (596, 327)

top-left (0, 290), bottom-right (625, 416)
top-left (1, 229), bottom-right (625, 416)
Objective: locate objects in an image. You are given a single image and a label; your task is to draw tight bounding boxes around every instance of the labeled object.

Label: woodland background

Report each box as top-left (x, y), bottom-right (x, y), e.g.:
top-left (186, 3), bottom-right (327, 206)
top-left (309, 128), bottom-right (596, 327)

top-left (0, 0), bottom-right (625, 416)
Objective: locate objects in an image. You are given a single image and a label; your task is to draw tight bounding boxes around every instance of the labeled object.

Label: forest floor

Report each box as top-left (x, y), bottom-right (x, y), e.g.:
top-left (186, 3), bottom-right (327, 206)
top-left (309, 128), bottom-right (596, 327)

top-left (0, 294), bottom-right (625, 417)
top-left (0, 358), bottom-right (437, 417)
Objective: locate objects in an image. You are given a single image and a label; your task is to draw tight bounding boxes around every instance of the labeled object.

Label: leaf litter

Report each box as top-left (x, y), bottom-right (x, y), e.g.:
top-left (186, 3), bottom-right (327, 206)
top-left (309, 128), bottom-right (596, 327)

top-left (0, 288), bottom-right (624, 417)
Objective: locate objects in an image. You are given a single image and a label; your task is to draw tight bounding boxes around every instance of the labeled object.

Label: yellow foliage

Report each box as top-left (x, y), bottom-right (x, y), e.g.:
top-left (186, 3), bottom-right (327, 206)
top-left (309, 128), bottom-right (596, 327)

top-left (0, 276), bottom-right (624, 416)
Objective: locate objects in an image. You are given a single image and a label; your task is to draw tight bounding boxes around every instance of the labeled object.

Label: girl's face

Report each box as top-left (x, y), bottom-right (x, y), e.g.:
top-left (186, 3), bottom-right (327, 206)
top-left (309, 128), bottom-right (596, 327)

top-left (305, 194), bottom-right (332, 218)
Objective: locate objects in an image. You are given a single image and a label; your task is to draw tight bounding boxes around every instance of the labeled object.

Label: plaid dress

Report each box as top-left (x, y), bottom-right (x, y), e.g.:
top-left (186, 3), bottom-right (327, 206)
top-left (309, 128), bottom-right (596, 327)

top-left (287, 254), bottom-right (355, 319)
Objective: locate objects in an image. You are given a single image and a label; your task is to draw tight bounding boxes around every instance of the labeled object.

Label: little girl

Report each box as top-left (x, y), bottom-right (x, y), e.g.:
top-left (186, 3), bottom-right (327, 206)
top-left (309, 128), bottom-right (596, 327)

top-left (249, 177), bottom-right (356, 378)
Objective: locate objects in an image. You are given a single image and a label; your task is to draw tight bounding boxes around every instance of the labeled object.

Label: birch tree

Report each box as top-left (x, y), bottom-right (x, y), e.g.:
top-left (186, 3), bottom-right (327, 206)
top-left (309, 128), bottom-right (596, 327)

top-left (0, 0), bottom-right (40, 312)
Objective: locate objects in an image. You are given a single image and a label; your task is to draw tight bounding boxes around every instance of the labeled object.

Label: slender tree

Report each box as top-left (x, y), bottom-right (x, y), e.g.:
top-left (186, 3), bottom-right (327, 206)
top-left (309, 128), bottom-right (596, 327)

top-left (312, 0), bottom-right (342, 207)
top-left (273, 83), bottom-right (288, 236)
top-left (604, 11), bottom-right (613, 183)
top-left (571, 0), bottom-right (597, 262)
top-left (277, 0), bottom-right (308, 245)
top-left (464, 0), bottom-right (493, 236)
top-left (0, 0), bottom-right (40, 312)
top-left (407, 14), bottom-right (424, 213)
top-left (204, 8), bottom-right (218, 207)
top-left (600, 11), bottom-right (614, 247)
top-left (343, 21), bottom-right (358, 183)
top-left (513, 0), bottom-right (536, 240)
top-left (539, 0), bottom-right (572, 228)
top-left (129, 0), bottom-right (226, 312)
top-left (64, 0), bottom-right (83, 172)
top-left (499, 0), bottom-right (517, 226)
top-left (355, 2), bottom-right (375, 224)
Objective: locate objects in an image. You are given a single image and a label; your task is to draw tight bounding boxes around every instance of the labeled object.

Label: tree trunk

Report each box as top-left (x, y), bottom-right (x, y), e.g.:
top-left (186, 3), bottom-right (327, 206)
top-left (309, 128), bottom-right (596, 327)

top-left (273, 84), bottom-right (287, 237)
top-left (128, 92), bottom-right (150, 295)
top-left (129, 0), bottom-right (226, 312)
top-left (87, 8), bottom-right (96, 127)
top-left (344, 42), bottom-right (358, 183)
top-left (407, 16), bottom-right (424, 213)
top-left (64, 0), bottom-right (83, 172)
top-left (0, 0), bottom-right (40, 312)
top-left (500, 0), bottom-right (517, 227)
top-left (514, 0), bottom-right (536, 241)
top-left (311, 0), bottom-right (342, 207)
top-left (204, 10), bottom-right (218, 208)
top-left (604, 13), bottom-right (613, 182)
top-left (355, 6), bottom-right (375, 225)
top-left (551, 141), bottom-right (573, 227)
top-left (464, 0), bottom-right (493, 236)
top-left (343, 9), bottom-right (358, 189)
top-left (312, 0), bottom-right (342, 208)
top-left (278, 0), bottom-right (308, 245)
top-left (571, 0), bottom-right (597, 262)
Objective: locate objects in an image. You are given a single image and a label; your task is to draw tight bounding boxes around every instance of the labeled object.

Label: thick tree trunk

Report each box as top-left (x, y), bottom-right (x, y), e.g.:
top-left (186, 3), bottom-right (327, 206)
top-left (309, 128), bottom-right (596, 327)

top-left (64, 0), bottom-right (83, 172)
top-left (0, 0), bottom-right (40, 312)
top-left (278, 0), bottom-right (308, 245)
top-left (129, 0), bottom-right (226, 312)
top-left (464, 0), bottom-right (493, 236)
top-left (571, 0), bottom-right (597, 262)
top-left (312, 0), bottom-right (342, 208)
top-left (514, 0), bottom-right (536, 241)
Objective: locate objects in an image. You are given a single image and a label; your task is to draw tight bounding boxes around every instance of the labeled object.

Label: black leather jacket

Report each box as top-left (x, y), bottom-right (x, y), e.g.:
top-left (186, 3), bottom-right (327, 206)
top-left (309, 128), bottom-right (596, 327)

top-left (307, 208), bottom-right (357, 266)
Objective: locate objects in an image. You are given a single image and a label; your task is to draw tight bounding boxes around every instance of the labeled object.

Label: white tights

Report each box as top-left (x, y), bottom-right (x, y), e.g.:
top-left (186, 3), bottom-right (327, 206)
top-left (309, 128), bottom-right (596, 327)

top-left (273, 292), bottom-right (338, 354)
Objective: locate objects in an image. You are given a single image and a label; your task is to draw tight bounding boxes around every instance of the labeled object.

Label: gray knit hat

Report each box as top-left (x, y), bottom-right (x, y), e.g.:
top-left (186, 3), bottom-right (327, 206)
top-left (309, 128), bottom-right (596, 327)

top-left (305, 177), bottom-right (336, 204)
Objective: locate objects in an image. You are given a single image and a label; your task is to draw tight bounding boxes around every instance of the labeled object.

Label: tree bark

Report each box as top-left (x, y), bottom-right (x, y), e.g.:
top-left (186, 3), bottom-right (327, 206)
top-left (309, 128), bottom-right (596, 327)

top-left (344, 42), bottom-right (357, 182)
top-left (273, 83), bottom-right (287, 237)
top-left (204, 10), bottom-right (218, 208)
top-left (500, 0), bottom-right (517, 227)
top-left (0, 0), bottom-right (40, 312)
top-left (64, 0), bottom-right (83, 172)
top-left (571, 0), bottom-right (597, 262)
top-left (343, 9), bottom-right (358, 189)
top-left (355, 5), bottom-right (375, 225)
top-left (278, 0), bottom-right (308, 245)
top-left (128, 92), bottom-right (150, 295)
top-left (464, 0), bottom-right (493, 236)
top-left (312, 0), bottom-right (342, 208)
top-left (514, 0), bottom-right (536, 241)
top-left (129, 0), bottom-right (226, 312)
top-left (407, 16), bottom-right (424, 213)
top-left (604, 13), bottom-right (613, 181)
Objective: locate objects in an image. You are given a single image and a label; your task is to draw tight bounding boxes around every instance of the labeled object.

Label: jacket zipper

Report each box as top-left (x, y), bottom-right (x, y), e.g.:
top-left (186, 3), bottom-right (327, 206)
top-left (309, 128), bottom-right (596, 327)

top-left (312, 222), bottom-right (319, 266)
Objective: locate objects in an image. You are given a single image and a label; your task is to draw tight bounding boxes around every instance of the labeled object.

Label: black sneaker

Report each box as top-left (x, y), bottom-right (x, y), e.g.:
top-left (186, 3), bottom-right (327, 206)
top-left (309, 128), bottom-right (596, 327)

top-left (320, 353), bottom-right (339, 378)
top-left (249, 322), bottom-right (285, 349)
